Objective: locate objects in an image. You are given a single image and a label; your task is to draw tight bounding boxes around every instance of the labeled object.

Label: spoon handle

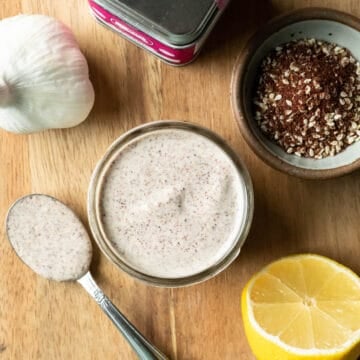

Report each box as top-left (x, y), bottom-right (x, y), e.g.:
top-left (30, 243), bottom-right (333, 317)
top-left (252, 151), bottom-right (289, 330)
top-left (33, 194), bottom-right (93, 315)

top-left (78, 272), bottom-right (169, 360)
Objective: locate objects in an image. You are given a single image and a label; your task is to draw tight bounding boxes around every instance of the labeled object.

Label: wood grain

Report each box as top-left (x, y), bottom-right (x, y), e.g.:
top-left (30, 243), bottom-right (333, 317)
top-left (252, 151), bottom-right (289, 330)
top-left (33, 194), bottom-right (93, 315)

top-left (1, 1), bottom-right (360, 359)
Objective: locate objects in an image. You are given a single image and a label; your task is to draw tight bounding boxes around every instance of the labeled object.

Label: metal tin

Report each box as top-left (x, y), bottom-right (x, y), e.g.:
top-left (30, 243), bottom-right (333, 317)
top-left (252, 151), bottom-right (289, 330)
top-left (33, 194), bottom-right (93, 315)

top-left (88, 0), bottom-right (230, 65)
top-left (87, 121), bottom-right (254, 287)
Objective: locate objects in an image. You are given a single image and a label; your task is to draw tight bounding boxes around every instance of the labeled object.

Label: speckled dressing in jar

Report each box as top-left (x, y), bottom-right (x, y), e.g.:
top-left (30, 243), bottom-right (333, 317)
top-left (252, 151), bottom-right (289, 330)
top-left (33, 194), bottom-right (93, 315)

top-left (99, 128), bottom-right (246, 278)
top-left (6, 195), bottom-right (92, 281)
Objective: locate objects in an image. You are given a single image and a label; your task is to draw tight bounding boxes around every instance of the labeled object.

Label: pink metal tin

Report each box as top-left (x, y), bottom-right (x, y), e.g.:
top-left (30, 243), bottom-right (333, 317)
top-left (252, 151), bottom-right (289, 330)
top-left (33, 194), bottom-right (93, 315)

top-left (88, 0), bottom-right (230, 65)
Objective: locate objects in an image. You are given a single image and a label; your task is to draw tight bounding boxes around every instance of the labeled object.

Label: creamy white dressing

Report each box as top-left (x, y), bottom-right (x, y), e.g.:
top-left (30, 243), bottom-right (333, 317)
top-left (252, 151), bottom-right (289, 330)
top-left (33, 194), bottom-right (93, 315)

top-left (100, 128), bottom-right (245, 278)
top-left (6, 195), bottom-right (92, 281)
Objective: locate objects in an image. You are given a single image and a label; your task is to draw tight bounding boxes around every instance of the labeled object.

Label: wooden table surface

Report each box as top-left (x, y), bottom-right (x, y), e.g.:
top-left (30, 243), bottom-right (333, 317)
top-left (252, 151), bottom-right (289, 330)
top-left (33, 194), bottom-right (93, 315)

top-left (1, 0), bottom-right (360, 359)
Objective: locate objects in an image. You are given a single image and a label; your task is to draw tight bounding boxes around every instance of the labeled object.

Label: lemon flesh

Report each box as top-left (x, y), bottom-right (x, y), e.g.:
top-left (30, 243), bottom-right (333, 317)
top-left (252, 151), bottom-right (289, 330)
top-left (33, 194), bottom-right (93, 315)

top-left (242, 254), bottom-right (360, 360)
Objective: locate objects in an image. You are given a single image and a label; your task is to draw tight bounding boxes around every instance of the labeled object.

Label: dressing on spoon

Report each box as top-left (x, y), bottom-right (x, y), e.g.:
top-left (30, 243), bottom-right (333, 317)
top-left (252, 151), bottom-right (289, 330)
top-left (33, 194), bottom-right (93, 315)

top-left (7, 194), bottom-right (92, 281)
top-left (6, 194), bottom-right (168, 360)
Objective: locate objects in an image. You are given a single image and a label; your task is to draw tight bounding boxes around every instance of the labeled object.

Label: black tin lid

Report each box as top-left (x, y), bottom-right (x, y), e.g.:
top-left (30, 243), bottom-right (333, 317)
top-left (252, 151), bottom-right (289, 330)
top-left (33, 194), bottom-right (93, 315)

top-left (104, 0), bottom-right (218, 45)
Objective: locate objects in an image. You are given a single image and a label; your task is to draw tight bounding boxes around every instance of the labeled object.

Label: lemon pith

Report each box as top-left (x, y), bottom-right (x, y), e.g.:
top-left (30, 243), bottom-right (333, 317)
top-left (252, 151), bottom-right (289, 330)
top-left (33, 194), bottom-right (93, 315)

top-left (241, 254), bottom-right (360, 360)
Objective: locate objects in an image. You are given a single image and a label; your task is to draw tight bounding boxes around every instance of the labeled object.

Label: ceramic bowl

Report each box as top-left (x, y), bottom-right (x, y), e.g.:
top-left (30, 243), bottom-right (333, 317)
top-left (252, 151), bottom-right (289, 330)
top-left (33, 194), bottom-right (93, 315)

top-left (231, 8), bottom-right (360, 179)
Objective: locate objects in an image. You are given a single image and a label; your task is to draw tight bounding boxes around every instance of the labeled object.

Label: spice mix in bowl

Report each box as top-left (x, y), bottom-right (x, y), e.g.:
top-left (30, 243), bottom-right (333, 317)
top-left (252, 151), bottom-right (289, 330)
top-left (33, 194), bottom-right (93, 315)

top-left (231, 8), bottom-right (360, 179)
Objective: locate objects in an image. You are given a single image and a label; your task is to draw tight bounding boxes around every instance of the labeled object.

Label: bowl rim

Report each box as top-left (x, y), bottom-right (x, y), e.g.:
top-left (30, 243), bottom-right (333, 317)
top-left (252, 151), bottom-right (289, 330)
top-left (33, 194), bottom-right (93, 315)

top-left (231, 7), bottom-right (360, 179)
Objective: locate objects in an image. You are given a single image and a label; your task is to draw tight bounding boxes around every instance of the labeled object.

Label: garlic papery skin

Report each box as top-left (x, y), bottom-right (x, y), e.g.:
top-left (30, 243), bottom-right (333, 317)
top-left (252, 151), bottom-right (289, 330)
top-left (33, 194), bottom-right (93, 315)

top-left (0, 78), bottom-right (11, 107)
top-left (0, 14), bottom-right (95, 133)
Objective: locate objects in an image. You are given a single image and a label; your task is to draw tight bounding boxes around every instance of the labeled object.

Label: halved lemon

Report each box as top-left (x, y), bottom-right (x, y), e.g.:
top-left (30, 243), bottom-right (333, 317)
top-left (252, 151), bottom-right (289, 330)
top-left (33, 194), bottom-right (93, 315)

top-left (241, 254), bottom-right (360, 360)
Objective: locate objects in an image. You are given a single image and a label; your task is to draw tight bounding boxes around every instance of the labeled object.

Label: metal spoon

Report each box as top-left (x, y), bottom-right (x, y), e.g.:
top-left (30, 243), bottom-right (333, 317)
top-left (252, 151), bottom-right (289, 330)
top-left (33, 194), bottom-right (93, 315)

top-left (6, 194), bottom-right (168, 360)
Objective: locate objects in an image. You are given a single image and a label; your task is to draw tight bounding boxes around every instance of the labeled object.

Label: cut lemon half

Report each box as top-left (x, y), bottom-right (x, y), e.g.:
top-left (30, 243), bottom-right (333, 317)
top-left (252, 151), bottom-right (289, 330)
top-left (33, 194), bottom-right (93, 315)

top-left (241, 254), bottom-right (360, 360)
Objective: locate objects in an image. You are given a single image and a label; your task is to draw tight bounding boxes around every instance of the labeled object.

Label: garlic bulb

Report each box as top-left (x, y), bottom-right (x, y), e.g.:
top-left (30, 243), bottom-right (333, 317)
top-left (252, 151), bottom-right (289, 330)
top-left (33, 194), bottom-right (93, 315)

top-left (0, 14), bottom-right (95, 133)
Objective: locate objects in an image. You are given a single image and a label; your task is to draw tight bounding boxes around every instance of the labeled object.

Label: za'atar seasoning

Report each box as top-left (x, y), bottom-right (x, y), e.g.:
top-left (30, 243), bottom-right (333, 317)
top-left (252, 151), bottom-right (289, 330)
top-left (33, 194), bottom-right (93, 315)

top-left (254, 38), bottom-right (360, 159)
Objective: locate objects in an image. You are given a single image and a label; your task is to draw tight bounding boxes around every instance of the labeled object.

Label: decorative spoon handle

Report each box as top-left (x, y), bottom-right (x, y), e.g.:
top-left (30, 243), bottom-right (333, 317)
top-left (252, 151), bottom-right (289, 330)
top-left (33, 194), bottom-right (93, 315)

top-left (78, 272), bottom-right (169, 360)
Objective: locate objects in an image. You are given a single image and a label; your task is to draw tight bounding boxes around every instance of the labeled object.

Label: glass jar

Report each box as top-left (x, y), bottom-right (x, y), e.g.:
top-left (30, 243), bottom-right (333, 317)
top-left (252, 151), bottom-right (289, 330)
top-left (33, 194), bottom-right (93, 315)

top-left (88, 121), bottom-right (254, 287)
